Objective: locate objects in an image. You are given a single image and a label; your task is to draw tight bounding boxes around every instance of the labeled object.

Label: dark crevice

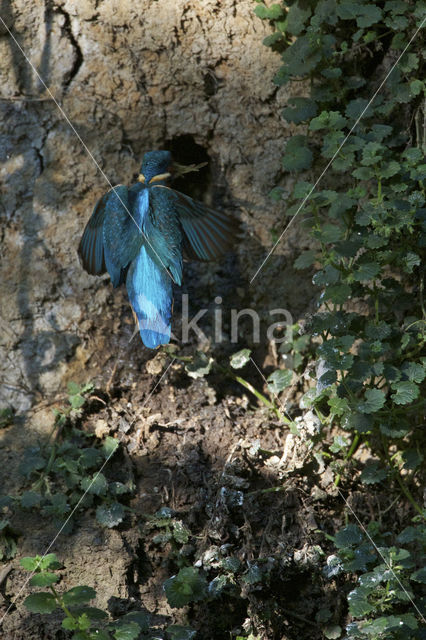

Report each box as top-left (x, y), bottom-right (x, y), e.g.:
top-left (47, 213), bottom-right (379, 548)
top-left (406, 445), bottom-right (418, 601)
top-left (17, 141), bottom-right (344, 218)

top-left (166, 134), bottom-right (212, 202)
top-left (55, 6), bottom-right (83, 89)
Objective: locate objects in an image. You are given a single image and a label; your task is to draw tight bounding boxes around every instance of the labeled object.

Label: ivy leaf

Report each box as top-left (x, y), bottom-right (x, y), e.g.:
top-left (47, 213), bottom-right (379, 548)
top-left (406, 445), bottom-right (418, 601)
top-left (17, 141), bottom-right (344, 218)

top-left (67, 381), bottom-right (81, 395)
top-left (185, 351), bottom-right (213, 378)
top-left (345, 98), bottom-right (372, 120)
top-left (282, 97), bottom-right (317, 124)
top-left (294, 250), bottom-right (317, 270)
top-left (267, 369), bottom-right (293, 394)
top-left (282, 136), bottom-right (313, 171)
top-left (353, 262), bottom-right (380, 281)
top-left (40, 553), bottom-right (61, 570)
top-left (391, 381), bottom-right (420, 405)
top-left (323, 284), bottom-right (352, 304)
top-left (334, 524), bottom-right (363, 548)
top-left (254, 3), bottom-right (283, 20)
top-left (166, 625), bottom-right (197, 640)
top-left (24, 592), bottom-right (58, 614)
top-left (287, 3), bottom-right (311, 35)
top-left (102, 435), bottom-right (119, 458)
top-left (71, 606), bottom-right (109, 620)
top-left (62, 585), bottom-right (96, 607)
top-left (70, 394), bottom-right (86, 410)
top-left (96, 502), bottom-right (125, 528)
top-left (411, 567), bottom-right (426, 584)
top-left (20, 491), bottom-right (42, 509)
top-left (29, 572), bottom-right (59, 587)
top-left (347, 585), bottom-right (375, 617)
top-left (401, 449), bottom-right (423, 471)
top-left (360, 461), bottom-right (387, 484)
top-left (230, 349), bottom-right (251, 369)
top-left (164, 567), bottom-right (208, 608)
top-left (401, 361), bottom-right (425, 383)
top-left (310, 110), bottom-right (347, 131)
top-left (358, 389), bottom-right (386, 414)
top-left (112, 622), bottom-right (141, 640)
top-left (80, 473), bottom-right (108, 496)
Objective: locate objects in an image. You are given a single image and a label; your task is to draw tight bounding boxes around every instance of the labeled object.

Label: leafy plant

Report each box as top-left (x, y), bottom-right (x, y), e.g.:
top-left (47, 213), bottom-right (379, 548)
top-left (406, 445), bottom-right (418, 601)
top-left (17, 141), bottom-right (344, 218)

top-left (328, 518), bottom-right (426, 638)
top-left (256, 0), bottom-right (426, 491)
top-left (21, 554), bottom-right (149, 640)
top-left (2, 382), bottom-right (133, 530)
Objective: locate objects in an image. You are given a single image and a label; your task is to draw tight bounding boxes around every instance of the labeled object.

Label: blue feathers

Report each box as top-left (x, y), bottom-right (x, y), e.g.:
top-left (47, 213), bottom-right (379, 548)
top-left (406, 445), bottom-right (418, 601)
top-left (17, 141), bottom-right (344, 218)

top-left (126, 246), bottom-right (173, 349)
top-left (78, 150), bottom-right (237, 349)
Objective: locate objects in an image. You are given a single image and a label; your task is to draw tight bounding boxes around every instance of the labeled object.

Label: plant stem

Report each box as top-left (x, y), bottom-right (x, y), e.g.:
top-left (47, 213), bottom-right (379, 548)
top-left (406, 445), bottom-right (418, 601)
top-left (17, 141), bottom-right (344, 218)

top-left (381, 435), bottom-right (425, 519)
top-left (334, 433), bottom-right (361, 487)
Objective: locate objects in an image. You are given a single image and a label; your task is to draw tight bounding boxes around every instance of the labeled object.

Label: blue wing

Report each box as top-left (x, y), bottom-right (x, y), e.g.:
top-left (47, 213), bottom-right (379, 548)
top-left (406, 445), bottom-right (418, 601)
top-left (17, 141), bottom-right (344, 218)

top-left (151, 186), bottom-right (238, 261)
top-left (78, 191), bottom-right (109, 275)
top-left (103, 185), bottom-right (147, 287)
top-left (126, 246), bottom-right (173, 349)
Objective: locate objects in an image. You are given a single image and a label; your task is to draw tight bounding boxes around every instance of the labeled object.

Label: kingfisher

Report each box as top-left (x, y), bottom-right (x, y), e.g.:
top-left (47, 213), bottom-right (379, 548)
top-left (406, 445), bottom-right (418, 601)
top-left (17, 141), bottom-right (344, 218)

top-left (78, 150), bottom-right (237, 349)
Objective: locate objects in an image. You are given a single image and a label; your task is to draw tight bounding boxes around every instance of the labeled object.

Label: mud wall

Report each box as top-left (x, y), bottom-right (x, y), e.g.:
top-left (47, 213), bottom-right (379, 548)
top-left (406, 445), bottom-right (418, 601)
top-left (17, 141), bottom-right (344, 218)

top-left (0, 0), bottom-right (314, 412)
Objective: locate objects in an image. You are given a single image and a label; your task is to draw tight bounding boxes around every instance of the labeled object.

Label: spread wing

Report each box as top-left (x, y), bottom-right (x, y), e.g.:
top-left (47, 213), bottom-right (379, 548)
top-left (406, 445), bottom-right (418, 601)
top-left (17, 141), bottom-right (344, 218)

top-left (102, 185), bottom-right (146, 287)
top-left (78, 191), bottom-right (109, 275)
top-left (152, 186), bottom-right (238, 261)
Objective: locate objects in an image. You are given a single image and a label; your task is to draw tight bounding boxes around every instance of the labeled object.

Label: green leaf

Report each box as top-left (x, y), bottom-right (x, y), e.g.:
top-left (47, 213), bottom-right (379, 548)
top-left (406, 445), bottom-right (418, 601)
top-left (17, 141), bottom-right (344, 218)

top-left (230, 349), bottom-right (251, 369)
top-left (310, 110), bottom-right (347, 131)
top-left (63, 585), bottom-right (96, 607)
top-left (164, 567), bottom-right (208, 608)
top-left (67, 381), bottom-right (81, 395)
top-left (323, 625), bottom-right (342, 640)
top-left (166, 625), bottom-right (197, 640)
top-left (267, 369), bottom-right (293, 394)
top-left (345, 98), bottom-right (372, 120)
top-left (282, 136), bottom-right (313, 171)
top-left (70, 394), bottom-right (86, 409)
top-left (62, 617), bottom-right (78, 630)
top-left (254, 3), bottom-right (283, 20)
top-left (330, 435), bottom-right (349, 453)
top-left (80, 473), bottom-right (108, 496)
top-left (391, 381), bottom-right (420, 405)
top-left (20, 556), bottom-right (40, 572)
top-left (102, 435), bottom-right (119, 458)
top-left (24, 592), bottom-right (58, 614)
top-left (323, 284), bottom-right (352, 304)
top-left (96, 502), bottom-right (125, 528)
top-left (401, 449), bottom-right (423, 470)
top-left (0, 408), bottom-right (13, 428)
top-left (411, 567), bottom-right (426, 584)
top-left (334, 524), bottom-right (363, 549)
top-left (360, 461), bottom-right (387, 484)
top-left (172, 520), bottom-right (190, 544)
top-left (20, 491), bottom-right (42, 509)
top-left (294, 250), bottom-right (317, 270)
top-left (401, 361), bottom-right (425, 383)
top-left (347, 585), bottom-right (375, 617)
top-left (287, 3), bottom-right (311, 35)
top-left (113, 622), bottom-right (141, 640)
top-left (40, 553), bottom-right (61, 570)
top-left (71, 606), bottom-right (109, 620)
top-left (185, 351), bottom-right (213, 378)
top-left (282, 98), bottom-right (317, 124)
top-left (29, 572), bottom-right (59, 587)
top-left (79, 448), bottom-right (103, 469)
top-left (358, 388), bottom-right (386, 414)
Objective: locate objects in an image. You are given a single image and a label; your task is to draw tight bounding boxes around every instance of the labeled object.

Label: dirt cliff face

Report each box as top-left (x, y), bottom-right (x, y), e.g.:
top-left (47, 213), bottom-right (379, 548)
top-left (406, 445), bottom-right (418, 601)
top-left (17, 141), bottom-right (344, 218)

top-left (1, 0), bottom-right (314, 412)
top-left (0, 4), bottom-right (322, 637)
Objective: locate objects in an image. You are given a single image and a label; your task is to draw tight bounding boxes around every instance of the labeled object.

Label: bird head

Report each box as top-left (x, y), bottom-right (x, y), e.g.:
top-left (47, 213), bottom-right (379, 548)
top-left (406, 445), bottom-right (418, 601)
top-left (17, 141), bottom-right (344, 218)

top-left (138, 150), bottom-right (172, 185)
top-left (138, 150), bottom-right (208, 186)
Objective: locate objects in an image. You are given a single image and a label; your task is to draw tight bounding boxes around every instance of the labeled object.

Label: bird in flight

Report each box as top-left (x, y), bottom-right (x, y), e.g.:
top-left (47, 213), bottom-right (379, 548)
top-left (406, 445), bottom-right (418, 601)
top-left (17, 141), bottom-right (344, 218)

top-left (78, 150), bottom-right (237, 348)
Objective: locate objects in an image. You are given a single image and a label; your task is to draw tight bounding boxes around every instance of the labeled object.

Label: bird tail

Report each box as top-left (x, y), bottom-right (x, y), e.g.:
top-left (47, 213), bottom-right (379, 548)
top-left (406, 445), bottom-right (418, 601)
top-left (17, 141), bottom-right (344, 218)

top-left (126, 246), bottom-right (172, 349)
